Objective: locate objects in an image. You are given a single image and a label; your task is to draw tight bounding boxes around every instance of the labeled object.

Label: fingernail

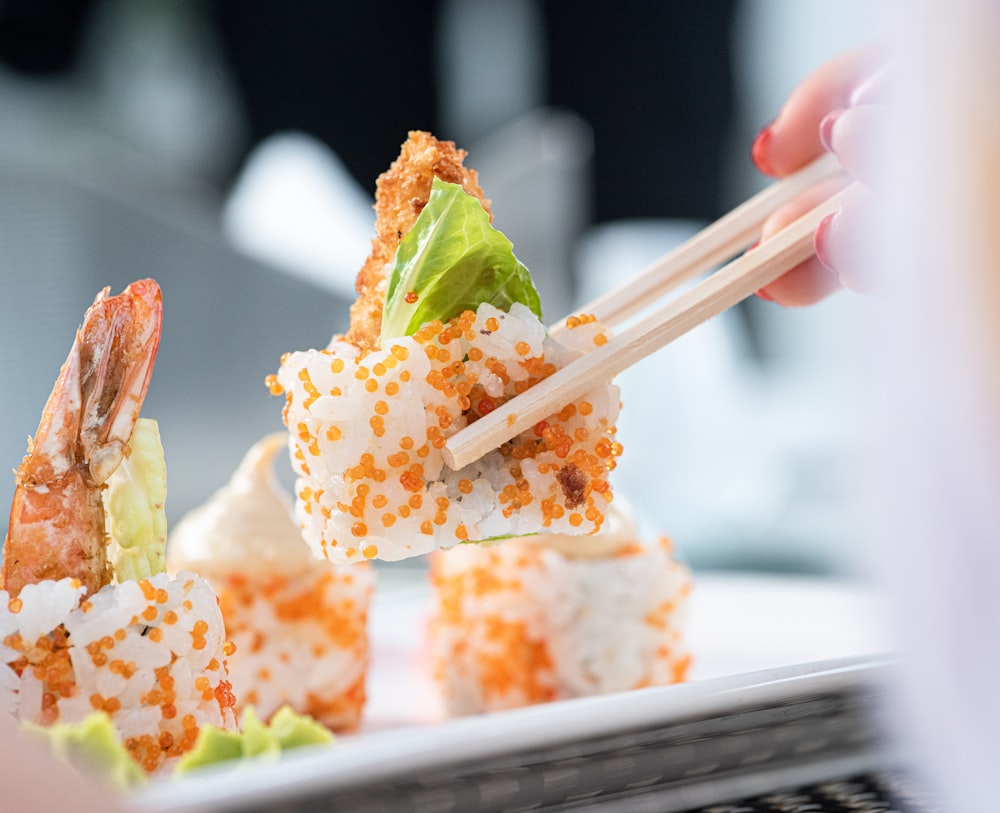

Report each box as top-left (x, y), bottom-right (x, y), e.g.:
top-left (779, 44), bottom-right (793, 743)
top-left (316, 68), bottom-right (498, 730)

top-left (744, 239), bottom-right (760, 254)
top-left (751, 123), bottom-right (776, 176)
top-left (819, 110), bottom-right (843, 153)
top-left (814, 211), bottom-right (840, 274)
top-left (756, 288), bottom-right (775, 302)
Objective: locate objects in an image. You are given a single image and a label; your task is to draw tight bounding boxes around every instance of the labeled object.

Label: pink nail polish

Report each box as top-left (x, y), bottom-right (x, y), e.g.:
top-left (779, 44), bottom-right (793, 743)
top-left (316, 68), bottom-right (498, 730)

top-left (756, 287), bottom-right (775, 302)
top-left (751, 124), bottom-right (776, 176)
top-left (814, 212), bottom-right (839, 273)
top-left (819, 110), bottom-right (843, 153)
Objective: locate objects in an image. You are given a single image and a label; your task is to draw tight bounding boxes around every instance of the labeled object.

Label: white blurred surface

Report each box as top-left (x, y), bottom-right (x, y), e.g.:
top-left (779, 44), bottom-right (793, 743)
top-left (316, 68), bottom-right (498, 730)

top-left (222, 133), bottom-right (374, 297)
top-left (574, 222), bottom-right (869, 572)
top-left (868, 2), bottom-right (1000, 809)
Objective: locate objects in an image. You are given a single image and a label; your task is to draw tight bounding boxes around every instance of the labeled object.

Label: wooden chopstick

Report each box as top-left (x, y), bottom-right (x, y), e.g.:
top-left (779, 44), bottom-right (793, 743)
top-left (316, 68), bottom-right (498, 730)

top-left (443, 180), bottom-right (862, 471)
top-left (549, 152), bottom-right (844, 334)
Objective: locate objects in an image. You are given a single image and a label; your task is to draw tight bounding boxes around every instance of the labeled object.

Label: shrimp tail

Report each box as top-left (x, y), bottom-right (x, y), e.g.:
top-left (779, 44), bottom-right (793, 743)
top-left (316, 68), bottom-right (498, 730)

top-left (2, 279), bottom-right (163, 596)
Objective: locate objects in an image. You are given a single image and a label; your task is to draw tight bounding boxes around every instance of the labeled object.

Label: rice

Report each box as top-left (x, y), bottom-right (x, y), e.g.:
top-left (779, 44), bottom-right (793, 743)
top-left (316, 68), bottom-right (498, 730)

top-left (275, 302), bottom-right (622, 564)
top-left (167, 432), bottom-right (376, 733)
top-left (0, 571), bottom-right (237, 772)
top-left (428, 536), bottom-right (691, 716)
top-left (216, 565), bottom-right (374, 732)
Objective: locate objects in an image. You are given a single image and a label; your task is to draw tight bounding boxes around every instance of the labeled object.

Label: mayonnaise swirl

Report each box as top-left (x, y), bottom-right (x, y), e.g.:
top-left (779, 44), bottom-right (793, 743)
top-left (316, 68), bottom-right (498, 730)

top-left (167, 433), bottom-right (318, 579)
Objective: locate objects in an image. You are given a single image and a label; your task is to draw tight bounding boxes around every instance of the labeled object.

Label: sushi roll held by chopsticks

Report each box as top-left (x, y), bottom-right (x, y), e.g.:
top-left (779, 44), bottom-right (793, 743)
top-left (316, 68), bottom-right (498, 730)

top-left (168, 434), bottom-right (374, 733)
top-left (0, 280), bottom-right (238, 775)
top-left (271, 132), bottom-right (624, 564)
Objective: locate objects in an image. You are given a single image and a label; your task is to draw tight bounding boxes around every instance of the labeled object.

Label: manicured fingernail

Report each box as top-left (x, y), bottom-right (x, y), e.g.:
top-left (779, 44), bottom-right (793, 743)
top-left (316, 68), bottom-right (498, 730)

top-left (814, 211), bottom-right (840, 274)
top-left (819, 110), bottom-right (843, 153)
top-left (751, 123), bottom-right (776, 176)
top-left (755, 287), bottom-right (774, 302)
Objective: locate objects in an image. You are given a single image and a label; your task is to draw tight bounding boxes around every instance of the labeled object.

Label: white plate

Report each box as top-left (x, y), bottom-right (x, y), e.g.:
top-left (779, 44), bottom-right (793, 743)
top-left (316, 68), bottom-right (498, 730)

top-left (134, 572), bottom-right (894, 812)
top-left (364, 570), bottom-right (892, 729)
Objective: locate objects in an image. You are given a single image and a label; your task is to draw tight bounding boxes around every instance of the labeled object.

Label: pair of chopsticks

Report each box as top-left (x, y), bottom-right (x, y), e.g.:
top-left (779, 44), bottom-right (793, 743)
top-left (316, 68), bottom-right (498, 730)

top-left (443, 155), bottom-right (859, 471)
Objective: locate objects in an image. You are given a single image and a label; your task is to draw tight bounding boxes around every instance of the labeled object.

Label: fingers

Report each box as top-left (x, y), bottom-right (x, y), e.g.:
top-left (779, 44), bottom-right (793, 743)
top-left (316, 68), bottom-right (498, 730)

top-left (755, 180), bottom-right (876, 305)
top-left (754, 177), bottom-right (850, 307)
top-left (755, 255), bottom-right (840, 308)
top-left (819, 103), bottom-right (885, 188)
top-left (815, 188), bottom-right (878, 294)
top-left (752, 46), bottom-right (883, 178)
top-left (751, 46), bottom-right (886, 306)
top-left (849, 65), bottom-right (891, 106)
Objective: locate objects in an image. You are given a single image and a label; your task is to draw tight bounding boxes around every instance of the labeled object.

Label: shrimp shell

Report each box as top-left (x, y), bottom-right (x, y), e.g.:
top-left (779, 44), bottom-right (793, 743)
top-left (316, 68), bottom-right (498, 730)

top-left (2, 279), bottom-right (162, 597)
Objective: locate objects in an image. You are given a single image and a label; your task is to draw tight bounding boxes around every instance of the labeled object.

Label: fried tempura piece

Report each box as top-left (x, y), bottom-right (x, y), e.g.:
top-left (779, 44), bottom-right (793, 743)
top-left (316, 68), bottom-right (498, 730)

top-left (345, 131), bottom-right (492, 351)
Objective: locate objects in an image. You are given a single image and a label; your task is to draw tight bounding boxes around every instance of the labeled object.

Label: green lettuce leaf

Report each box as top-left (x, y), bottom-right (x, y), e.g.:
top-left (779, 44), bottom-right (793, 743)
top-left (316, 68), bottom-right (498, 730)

top-left (380, 178), bottom-right (542, 342)
top-left (105, 418), bottom-right (167, 582)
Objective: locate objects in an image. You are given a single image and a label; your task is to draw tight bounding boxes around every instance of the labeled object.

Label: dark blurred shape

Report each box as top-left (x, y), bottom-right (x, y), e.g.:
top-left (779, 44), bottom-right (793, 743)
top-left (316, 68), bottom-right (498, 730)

top-left (0, 0), bottom-right (736, 220)
top-left (210, 1), bottom-right (442, 198)
top-left (209, 0), bottom-right (735, 222)
top-left (542, 1), bottom-right (736, 222)
top-left (0, 0), bottom-right (98, 75)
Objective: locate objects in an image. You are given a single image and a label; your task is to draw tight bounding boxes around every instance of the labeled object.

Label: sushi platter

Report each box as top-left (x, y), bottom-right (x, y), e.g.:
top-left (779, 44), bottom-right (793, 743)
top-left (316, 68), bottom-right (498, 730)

top-left (133, 571), bottom-right (894, 812)
top-left (0, 132), bottom-right (896, 811)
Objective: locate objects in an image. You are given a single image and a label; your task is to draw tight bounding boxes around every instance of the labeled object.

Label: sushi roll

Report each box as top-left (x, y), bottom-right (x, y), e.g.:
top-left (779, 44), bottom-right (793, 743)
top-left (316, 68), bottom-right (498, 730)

top-left (168, 433), bottom-right (374, 733)
top-left (1, 570), bottom-right (238, 773)
top-left (0, 280), bottom-right (238, 774)
top-left (271, 131), bottom-right (623, 564)
top-left (428, 504), bottom-right (692, 715)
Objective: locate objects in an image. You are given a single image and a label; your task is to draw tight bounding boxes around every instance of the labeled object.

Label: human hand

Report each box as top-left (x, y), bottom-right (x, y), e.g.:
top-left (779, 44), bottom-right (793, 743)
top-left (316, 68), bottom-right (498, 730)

top-left (751, 48), bottom-right (886, 305)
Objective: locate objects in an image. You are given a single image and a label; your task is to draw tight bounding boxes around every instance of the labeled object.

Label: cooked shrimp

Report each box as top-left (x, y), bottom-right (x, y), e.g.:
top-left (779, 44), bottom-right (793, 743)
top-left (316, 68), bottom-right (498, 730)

top-left (1, 279), bottom-right (163, 597)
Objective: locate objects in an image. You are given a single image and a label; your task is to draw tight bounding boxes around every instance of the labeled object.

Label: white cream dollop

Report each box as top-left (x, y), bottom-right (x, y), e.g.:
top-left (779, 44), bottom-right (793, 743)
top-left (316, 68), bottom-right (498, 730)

top-left (167, 433), bottom-right (318, 580)
top-left (527, 500), bottom-right (639, 559)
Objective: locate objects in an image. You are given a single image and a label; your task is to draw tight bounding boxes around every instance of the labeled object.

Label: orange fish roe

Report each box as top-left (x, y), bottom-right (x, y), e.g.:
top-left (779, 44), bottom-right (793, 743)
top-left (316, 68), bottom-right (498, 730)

top-left (429, 534), bottom-right (692, 716)
top-left (564, 313), bottom-right (598, 330)
top-left (265, 374), bottom-right (284, 395)
top-left (1, 573), bottom-right (238, 774)
top-left (276, 301), bottom-right (623, 564)
top-left (215, 565), bottom-right (373, 732)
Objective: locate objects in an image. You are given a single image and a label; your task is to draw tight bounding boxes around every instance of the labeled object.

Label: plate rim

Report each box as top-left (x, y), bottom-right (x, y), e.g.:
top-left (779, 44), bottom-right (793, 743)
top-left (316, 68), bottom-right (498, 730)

top-left (133, 653), bottom-right (893, 813)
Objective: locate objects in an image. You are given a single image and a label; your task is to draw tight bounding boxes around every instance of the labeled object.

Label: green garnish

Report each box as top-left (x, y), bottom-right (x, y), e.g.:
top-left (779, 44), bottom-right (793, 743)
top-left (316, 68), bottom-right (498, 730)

top-left (174, 725), bottom-right (244, 773)
top-left (265, 705), bottom-right (335, 749)
top-left (174, 706), bottom-right (334, 775)
top-left (106, 417), bottom-right (167, 582)
top-left (22, 712), bottom-right (146, 789)
top-left (465, 532), bottom-right (538, 545)
top-left (380, 178), bottom-right (542, 342)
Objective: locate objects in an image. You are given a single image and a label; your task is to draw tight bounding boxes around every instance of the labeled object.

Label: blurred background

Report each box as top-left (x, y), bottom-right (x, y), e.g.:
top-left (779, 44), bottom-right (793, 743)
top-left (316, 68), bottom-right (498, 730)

top-left (0, 0), bottom-right (888, 576)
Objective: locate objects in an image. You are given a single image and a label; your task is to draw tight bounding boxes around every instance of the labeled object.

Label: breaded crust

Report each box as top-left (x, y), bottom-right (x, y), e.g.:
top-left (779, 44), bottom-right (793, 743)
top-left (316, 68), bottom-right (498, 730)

top-left (345, 131), bottom-right (493, 351)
